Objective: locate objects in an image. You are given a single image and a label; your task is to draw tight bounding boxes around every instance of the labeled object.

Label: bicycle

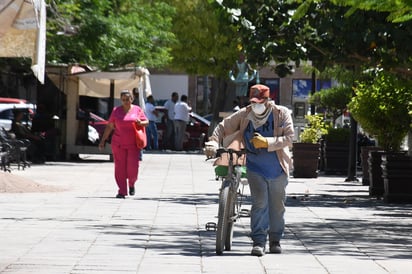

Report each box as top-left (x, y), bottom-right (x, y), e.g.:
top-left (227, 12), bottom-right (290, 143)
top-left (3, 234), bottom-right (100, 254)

top-left (206, 147), bottom-right (250, 255)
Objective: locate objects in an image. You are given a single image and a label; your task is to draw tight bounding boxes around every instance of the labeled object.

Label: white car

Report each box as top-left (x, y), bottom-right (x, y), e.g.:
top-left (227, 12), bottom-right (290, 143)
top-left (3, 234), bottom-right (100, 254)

top-left (0, 103), bottom-right (36, 131)
top-left (87, 125), bottom-right (100, 144)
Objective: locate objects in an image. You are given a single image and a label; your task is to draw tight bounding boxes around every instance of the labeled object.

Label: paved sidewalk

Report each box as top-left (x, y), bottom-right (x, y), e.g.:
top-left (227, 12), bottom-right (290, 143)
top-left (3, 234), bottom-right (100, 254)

top-left (1, 152), bottom-right (412, 274)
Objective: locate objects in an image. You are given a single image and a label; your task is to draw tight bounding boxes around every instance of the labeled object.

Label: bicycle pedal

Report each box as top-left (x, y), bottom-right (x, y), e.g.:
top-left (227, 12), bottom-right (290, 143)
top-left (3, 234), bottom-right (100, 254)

top-left (239, 209), bottom-right (250, 217)
top-left (205, 222), bottom-right (217, 231)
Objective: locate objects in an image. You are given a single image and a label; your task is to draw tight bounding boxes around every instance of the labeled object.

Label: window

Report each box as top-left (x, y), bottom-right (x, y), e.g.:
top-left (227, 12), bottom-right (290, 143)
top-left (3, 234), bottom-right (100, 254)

top-left (293, 79), bottom-right (332, 99)
top-left (260, 78), bottom-right (280, 103)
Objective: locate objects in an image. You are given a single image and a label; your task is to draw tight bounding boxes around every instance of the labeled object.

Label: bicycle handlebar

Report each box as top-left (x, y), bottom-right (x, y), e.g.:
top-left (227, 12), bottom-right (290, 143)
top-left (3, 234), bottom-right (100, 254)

top-left (215, 148), bottom-right (247, 159)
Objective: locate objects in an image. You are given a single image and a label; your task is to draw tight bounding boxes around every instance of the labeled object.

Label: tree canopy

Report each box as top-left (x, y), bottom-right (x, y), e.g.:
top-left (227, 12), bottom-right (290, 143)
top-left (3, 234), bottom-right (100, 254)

top-left (215, 0), bottom-right (412, 78)
top-left (167, 0), bottom-right (241, 78)
top-left (330, 0), bottom-right (412, 22)
top-left (46, 0), bottom-right (176, 70)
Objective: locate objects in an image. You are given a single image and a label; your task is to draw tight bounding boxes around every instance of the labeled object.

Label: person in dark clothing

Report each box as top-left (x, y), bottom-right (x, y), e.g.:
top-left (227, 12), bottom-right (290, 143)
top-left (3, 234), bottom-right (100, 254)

top-left (11, 110), bottom-right (46, 163)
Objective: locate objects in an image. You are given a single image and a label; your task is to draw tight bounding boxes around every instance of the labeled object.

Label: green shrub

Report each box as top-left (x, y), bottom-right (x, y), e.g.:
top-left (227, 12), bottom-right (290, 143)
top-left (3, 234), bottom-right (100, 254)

top-left (348, 70), bottom-right (412, 152)
top-left (324, 127), bottom-right (351, 143)
top-left (299, 114), bottom-right (328, 143)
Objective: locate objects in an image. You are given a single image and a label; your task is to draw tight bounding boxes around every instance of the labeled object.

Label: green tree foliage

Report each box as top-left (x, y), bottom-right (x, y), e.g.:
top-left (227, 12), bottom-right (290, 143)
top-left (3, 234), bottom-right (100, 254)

top-left (330, 0), bottom-right (412, 22)
top-left (167, 0), bottom-right (240, 77)
top-left (166, 0), bottom-right (248, 127)
top-left (213, 0), bottom-right (306, 68)
top-left (348, 70), bottom-right (412, 151)
top-left (47, 0), bottom-right (176, 70)
top-left (309, 85), bottom-right (352, 122)
top-left (299, 114), bottom-right (328, 143)
top-left (215, 0), bottom-right (412, 78)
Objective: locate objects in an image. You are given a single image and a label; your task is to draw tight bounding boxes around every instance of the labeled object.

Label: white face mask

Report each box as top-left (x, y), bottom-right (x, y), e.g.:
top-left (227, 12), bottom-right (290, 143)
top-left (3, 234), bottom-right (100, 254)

top-left (251, 103), bottom-right (266, 115)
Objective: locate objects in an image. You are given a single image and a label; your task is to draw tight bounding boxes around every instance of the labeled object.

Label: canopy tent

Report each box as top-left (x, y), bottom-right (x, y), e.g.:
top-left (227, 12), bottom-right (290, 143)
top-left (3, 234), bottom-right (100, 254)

top-left (46, 66), bottom-right (152, 159)
top-left (0, 0), bottom-right (46, 84)
top-left (76, 69), bottom-right (152, 108)
top-left (47, 67), bottom-right (152, 110)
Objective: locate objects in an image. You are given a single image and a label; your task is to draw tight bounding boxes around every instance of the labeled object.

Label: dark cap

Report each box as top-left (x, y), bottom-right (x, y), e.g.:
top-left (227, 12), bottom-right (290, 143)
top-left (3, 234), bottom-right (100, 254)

top-left (249, 84), bottom-right (270, 103)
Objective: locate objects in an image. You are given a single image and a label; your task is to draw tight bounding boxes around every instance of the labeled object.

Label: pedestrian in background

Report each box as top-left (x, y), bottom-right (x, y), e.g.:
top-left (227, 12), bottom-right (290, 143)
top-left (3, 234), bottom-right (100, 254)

top-left (11, 109), bottom-right (46, 163)
top-left (174, 94), bottom-right (192, 151)
top-left (163, 92), bottom-right (179, 150)
top-left (144, 95), bottom-right (159, 150)
top-left (205, 84), bottom-right (294, 256)
top-left (98, 90), bottom-right (148, 198)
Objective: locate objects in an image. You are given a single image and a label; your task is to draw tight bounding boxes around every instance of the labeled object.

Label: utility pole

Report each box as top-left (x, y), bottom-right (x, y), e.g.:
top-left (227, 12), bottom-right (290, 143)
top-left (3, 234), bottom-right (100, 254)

top-left (310, 71), bottom-right (316, 115)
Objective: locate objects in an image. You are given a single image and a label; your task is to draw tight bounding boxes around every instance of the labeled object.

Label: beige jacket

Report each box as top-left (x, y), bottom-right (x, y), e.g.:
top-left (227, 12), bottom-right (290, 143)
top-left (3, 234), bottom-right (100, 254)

top-left (209, 101), bottom-right (294, 177)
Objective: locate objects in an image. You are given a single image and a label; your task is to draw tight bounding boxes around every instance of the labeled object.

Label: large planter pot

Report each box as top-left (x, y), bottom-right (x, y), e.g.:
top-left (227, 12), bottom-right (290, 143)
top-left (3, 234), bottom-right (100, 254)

top-left (382, 153), bottom-right (412, 203)
top-left (292, 143), bottom-right (321, 178)
top-left (369, 151), bottom-right (406, 197)
top-left (368, 150), bottom-right (386, 197)
top-left (323, 141), bottom-right (349, 175)
top-left (360, 146), bottom-right (381, 186)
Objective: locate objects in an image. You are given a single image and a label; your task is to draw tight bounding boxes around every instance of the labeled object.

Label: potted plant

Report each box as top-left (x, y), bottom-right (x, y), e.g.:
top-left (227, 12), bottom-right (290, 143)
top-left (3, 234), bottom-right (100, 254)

top-left (309, 85), bottom-right (353, 173)
top-left (348, 70), bottom-right (412, 201)
top-left (293, 114), bottom-right (327, 178)
top-left (359, 135), bottom-right (380, 186)
top-left (322, 127), bottom-right (351, 175)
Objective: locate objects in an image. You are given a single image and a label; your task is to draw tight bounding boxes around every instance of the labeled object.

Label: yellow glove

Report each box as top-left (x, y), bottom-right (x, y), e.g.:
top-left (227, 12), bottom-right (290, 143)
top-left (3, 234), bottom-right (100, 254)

top-left (250, 133), bottom-right (268, 149)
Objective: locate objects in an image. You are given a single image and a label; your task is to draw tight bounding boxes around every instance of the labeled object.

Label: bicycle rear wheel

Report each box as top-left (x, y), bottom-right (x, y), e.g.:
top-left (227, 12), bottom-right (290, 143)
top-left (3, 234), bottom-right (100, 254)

top-left (216, 180), bottom-right (231, 255)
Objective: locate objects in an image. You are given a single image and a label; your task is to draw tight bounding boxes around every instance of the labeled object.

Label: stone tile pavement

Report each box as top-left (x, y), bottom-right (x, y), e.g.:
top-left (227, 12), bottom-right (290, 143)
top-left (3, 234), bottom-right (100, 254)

top-left (1, 152), bottom-right (411, 273)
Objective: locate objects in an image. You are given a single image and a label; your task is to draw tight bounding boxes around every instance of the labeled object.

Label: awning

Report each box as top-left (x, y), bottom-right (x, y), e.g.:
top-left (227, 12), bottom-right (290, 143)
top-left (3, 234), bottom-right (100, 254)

top-left (47, 67), bottom-right (152, 109)
top-left (0, 0), bottom-right (46, 84)
top-left (77, 71), bottom-right (141, 98)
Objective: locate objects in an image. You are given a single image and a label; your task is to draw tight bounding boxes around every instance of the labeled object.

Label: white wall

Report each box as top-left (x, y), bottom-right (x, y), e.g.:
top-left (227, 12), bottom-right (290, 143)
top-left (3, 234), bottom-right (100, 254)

top-left (149, 74), bottom-right (189, 101)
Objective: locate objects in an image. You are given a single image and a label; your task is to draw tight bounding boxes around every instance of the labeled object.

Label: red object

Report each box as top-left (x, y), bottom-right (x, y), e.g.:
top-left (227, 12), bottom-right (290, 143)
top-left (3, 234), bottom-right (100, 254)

top-left (133, 123), bottom-right (147, 149)
top-left (154, 107), bottom-right (210, 150)
top-left (249, 84), bottom-right (270, 103)
top-left (0, 97), bottom-right (27, 104)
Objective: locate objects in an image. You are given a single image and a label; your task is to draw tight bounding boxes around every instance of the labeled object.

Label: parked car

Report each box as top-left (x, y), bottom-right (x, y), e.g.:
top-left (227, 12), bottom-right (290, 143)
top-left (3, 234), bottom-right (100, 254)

top-left (77, 109), bottom-right (108, 143)
top-left (0, 97), bottom-right (29, 104)
top-left (154, 106), bottom-right (210, 150)
top-left (88, 112), bottom-right (108, 139)
top-left (0, 103), bottom-right (36, 131)
top-left (203, 113), bottom-right (213, 122)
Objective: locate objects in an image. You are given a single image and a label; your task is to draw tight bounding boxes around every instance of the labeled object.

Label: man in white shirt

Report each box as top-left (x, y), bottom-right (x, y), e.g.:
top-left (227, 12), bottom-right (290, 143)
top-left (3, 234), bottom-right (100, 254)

top-left (174, 94), bottom-right (192, 151)
top-left (144, 95), bottom-right (159, 150)
top-left (163, 92), bottom-right (178, 149)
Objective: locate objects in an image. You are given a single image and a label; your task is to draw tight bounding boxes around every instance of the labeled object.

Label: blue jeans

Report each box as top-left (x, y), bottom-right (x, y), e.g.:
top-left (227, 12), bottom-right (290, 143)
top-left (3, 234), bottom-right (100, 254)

top-left (145, 121), bottom-right (158, 150)
top-left (247, 171), bottom-right (288, 246)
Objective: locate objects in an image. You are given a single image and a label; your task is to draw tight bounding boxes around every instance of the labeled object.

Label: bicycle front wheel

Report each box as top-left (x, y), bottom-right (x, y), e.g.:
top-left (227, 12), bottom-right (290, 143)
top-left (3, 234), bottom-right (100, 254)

top-left (224, 188), bottom-right (236, 251)
top-left (216, 180), bottom-right (231, 255)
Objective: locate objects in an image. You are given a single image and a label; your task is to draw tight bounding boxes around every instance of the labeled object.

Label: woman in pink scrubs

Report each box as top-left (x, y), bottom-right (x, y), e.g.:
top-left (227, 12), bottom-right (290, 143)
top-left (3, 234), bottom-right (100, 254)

top-left (99, 90), bottom-right (148, 198)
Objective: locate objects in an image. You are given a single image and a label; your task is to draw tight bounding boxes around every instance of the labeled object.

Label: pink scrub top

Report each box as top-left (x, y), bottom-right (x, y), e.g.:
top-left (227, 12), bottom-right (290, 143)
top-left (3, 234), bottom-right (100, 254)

top-left (109, 105), bottom-right (147, 148)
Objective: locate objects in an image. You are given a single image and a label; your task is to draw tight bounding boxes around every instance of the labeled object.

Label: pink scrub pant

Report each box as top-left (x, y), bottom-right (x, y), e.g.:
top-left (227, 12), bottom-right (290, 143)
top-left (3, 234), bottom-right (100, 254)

top-left (111, 144), bottom-right (140, 196)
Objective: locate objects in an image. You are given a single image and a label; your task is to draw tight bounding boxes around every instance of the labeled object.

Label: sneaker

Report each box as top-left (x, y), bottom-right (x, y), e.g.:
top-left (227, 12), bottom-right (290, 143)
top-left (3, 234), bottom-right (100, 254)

top-left (251, 245), bottom-right (265, 257)
top-left (116, 194), bottom-right (125, 199)
top-left (269, 241), bottom-right (282, 254)
top-left (129, 187), bottom-right (135, 196)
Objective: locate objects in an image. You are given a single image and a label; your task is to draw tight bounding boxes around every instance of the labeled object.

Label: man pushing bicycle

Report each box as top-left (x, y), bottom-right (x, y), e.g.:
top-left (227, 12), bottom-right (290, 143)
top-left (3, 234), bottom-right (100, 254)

top-left (205, 84), bottom-right (294, 256)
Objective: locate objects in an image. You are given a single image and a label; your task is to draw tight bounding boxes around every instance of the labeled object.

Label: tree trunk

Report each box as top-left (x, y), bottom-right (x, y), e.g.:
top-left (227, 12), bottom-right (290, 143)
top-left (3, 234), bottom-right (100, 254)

top-left (345, 114), bottom-right (358, 181)
top-left (208, 77), bottom-right (228, 137)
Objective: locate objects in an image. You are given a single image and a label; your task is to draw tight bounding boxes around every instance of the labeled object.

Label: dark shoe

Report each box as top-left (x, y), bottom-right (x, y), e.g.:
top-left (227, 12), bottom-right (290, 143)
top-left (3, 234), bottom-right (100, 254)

top-left (269, 241), bottom-right (282, 254)
top-left (129, 187), bottom-right (135, 196)
top-left (116, 194), bottom-right (125, 199)
top-left (251, 245), bottom-right (265, 257)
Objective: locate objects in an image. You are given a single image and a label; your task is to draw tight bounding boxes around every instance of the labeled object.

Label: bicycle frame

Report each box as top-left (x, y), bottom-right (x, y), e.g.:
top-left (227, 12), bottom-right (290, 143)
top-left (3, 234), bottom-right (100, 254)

top-left (214, 148), bottom-right (248, 255)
